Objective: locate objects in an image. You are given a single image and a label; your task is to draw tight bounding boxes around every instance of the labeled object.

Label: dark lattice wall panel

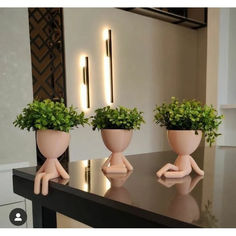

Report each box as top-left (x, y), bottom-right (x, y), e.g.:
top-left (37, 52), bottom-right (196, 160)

top-left (28, 8), bottom-right (66, 102)
top-left (28, 8), bottom-right (68, 165)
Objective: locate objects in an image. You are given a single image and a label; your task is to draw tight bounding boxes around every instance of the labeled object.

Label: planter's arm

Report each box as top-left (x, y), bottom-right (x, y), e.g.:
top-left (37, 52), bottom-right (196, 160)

top-left (189, 156), bottom-right (204, 176)
top-left (55, 160), bottom-right (70, 179)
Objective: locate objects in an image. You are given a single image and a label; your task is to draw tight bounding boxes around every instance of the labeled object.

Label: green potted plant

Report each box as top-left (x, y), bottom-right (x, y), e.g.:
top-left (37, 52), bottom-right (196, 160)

top-left (154, 97), bottom-right (223, 178)
top-left (13, 99), bottom-right (89, 195)
top-left (91, 106), bottom-right (145, 174)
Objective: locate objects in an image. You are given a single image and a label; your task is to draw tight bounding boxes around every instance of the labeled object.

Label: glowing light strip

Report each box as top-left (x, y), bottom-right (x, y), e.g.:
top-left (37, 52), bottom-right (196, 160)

top-left (104, 28), bottom-right (114, 104)
top-left (80, 56), bottom-right (90, 110)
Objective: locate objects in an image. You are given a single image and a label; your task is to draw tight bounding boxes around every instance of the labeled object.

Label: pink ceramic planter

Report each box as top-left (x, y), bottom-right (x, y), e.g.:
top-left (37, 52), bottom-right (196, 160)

top-left (156, 130), bottom-right (204, 178)
top-left (34, 130), bottom-right (70, 196)
top-left (101, 129), bottom-right (134, 174)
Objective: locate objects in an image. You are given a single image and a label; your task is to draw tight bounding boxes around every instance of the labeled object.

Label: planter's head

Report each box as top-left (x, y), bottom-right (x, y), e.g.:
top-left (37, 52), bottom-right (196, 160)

top-left (91, 106), bottom-right (145, 131)
top-left (13, 99), bottom-right (89, 133)
top-left (153, 97), bottom-right (224, 146)
top-left (36, 130), bottom-right (70, 159)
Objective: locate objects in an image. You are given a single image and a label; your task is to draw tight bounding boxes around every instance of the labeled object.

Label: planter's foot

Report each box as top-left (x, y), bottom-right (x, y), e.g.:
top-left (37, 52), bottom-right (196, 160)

top-left (102, 154), bottom-right (133, 174)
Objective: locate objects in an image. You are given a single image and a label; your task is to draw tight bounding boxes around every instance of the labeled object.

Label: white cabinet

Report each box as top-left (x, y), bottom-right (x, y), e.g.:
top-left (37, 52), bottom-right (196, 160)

top-left (0, 170), bottom-right (24, 206)
top-left (0, 162), bottom-right (32, 228)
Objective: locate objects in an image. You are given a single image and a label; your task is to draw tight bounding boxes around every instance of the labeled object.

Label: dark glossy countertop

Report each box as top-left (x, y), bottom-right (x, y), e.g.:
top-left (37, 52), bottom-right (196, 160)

top-left (13, 146), bottom-right (236, 227)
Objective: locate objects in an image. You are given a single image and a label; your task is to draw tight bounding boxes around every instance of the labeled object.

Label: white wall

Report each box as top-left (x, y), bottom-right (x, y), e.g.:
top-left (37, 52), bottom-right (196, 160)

top-left (206, 8), bottom-right (236, 146)
top-left (227, 9), bottom-right (236, 104)
top-left (222, 9), bottom-right (236, 146)
top-left (63, 8), bottom-right (205, 161)
top-left (0, 8), bottom-right (36, 165)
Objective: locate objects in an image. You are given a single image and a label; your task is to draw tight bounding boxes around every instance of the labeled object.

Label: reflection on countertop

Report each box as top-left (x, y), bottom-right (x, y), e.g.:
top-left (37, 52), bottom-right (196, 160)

top-left (158, 175), bottom-right (203, 224)
top-left (103, 171), bottom-right (133, 205)
top-left (67, 146), bottom-right (236, 227)
top-left (16, 146), bottom-right (236, 227)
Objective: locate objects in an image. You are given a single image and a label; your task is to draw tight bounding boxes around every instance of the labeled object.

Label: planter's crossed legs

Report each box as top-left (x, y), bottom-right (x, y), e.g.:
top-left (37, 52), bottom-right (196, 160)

top-left (34, 159), bottom-right (69, 196)
top-left (102, 154), bottom-right (133, 174)
top-left (156, 155), bottom-right (204, 178)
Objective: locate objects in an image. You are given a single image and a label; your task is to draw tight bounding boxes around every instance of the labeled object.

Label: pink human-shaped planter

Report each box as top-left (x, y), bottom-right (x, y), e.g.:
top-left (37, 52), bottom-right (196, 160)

top-left (34, 130), bottom-right (70, 196)
top-left (101, 129), bottom-right (133, 174)
top-left (104, 172), bottom-right (132, 205)
top-left (157, 130), bottom-right (204, 178)
top-left (158, 175), bottom-right (203, 223)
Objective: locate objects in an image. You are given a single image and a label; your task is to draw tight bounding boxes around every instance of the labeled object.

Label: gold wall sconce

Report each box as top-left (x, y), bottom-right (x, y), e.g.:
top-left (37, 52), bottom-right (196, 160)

top-left (80, 56), bottom-right (90, 110)
top-left (103, 29), bottom-right (114, 104)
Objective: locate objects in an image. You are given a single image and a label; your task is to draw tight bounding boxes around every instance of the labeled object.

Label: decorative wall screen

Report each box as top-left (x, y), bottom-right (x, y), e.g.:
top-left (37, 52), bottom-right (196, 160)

top-left (28, 8), bottom-right (68, 165)
top-left (28, 8), bottom-right (67, 102)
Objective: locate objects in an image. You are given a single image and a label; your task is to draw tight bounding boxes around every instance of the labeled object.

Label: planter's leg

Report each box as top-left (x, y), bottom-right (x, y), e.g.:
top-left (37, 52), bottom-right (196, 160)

top-left (41, 173), bottom-right (59, 196)
top-left (32, 200), bottom-right (57, 228)
top-left (164, 170), bottom-right (188, 178)
top-left (34, 173), bottom-right (46, 195)
top-left (156, 163), bottom-right (179, 178)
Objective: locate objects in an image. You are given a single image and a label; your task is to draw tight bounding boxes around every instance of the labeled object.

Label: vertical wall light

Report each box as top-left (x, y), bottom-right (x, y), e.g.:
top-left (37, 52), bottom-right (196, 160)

top-left (80, 56), bottom-right (90, 110)
top-left (103, 29), bottom-right (114, 104)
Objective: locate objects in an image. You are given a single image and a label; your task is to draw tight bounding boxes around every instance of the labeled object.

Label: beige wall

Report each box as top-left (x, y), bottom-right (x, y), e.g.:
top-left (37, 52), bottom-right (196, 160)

top-left (0, 8), bottom-right (36, 165)
top-left (63, 8), bottom-right (206, 161)
top-left (197, 27), bottom-right (207, 103)
top-left (206, 8), bottom-right (220, 109)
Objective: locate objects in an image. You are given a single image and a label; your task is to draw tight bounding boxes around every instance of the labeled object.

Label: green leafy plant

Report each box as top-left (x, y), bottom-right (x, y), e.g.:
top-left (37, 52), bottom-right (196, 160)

top-left (153, 97), bottom-right (223, 146)
top-left (91, 106), bottom-right (145, 131)
top-left (13, 99), bottom-right (89, 133)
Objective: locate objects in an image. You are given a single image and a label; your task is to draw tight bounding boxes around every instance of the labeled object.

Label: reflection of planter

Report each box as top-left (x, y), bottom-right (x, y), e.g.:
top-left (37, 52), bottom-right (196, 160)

top-left (158, 175), bottom-right (203, 223)
top-left (101, 129), bottom-right (133, 174)
top-left (104, 172), bottom-right (132, 205)
top-left (157, 130), bottom-right (204, 178)
top-left (34, 130), bottom-right (70, 195)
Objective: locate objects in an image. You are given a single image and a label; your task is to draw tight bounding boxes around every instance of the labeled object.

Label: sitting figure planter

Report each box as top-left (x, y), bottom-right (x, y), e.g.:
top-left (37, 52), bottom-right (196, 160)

top-left (91, 106), bottom-right (145, 174)
top-left (154, 97), bottom-right (223, 178)
top-left (13, 99), bottom-right (89, 195)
